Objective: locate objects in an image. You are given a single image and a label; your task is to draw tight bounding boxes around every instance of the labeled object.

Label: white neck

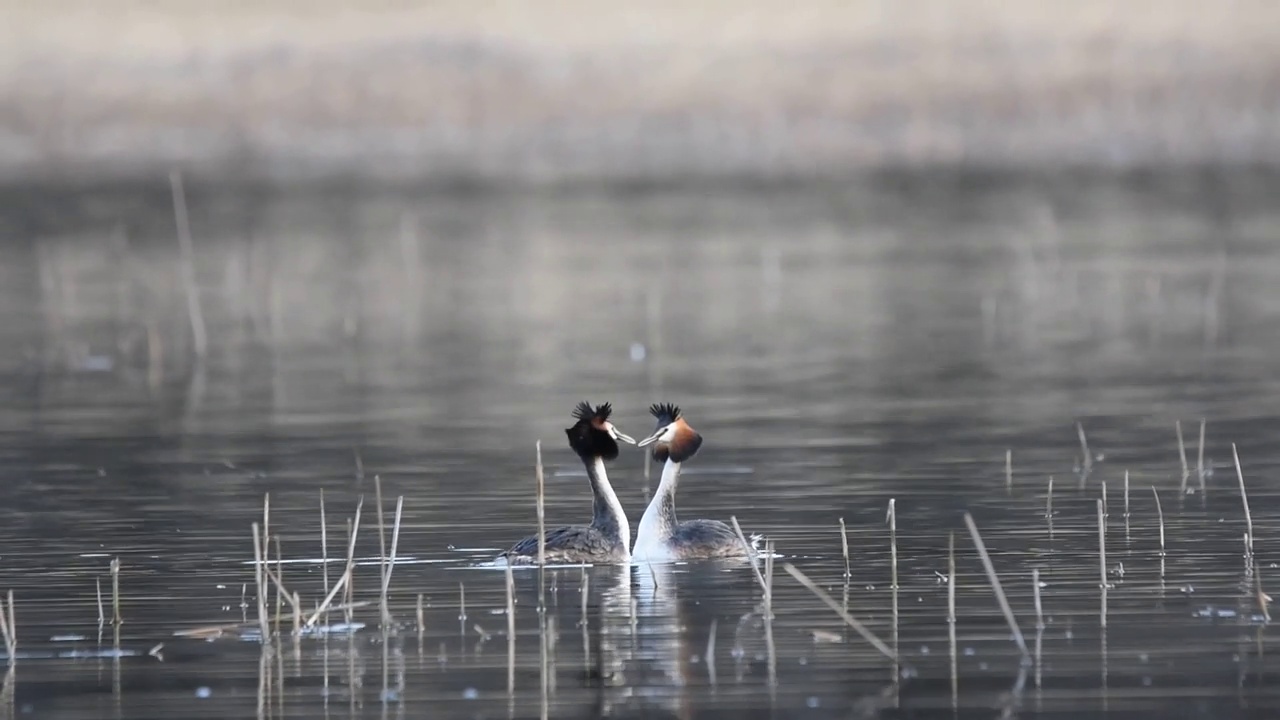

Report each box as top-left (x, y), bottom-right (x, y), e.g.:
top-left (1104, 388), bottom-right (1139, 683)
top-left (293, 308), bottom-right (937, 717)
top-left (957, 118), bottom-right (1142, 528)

top-left (589, 456), bottom-right (631, 556)
top-left (633, 459), bottom-right (680, 559)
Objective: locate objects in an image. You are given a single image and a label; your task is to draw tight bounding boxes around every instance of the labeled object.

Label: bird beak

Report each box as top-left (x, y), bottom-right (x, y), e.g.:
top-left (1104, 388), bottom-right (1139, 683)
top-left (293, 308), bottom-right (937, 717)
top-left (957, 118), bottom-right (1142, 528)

top-left (637, 430), bottom-right (663, 447)
top-left (607, 424), bottom-right (637, 445)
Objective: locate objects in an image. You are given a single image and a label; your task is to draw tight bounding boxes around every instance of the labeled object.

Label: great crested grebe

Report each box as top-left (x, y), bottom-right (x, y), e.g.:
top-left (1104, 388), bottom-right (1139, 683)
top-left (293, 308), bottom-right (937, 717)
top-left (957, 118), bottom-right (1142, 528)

top-left (631, 403), bottom-right (759, 562)
top-left (499, 401), bottom-right (636, 565)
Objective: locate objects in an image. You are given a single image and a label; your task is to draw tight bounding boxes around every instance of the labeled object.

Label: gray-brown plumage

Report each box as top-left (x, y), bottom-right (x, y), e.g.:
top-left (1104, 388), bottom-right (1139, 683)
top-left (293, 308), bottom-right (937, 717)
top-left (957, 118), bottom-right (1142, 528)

top-left (632, 403), bottom-right (761, 562)
top-left (499, 401), bottom-right (635, 565)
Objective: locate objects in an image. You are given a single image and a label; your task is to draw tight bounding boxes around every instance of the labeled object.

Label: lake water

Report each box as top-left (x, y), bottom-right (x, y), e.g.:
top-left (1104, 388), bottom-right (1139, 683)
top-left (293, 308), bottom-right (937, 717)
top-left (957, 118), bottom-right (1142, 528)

top-left (1, 169), bottom-right (1280, 718)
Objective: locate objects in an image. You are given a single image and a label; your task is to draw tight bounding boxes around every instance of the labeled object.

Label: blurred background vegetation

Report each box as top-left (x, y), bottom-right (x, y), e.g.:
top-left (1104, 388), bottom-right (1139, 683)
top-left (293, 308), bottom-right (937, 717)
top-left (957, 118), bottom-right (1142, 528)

top-left (4, 0), bottom-right (1279, 184)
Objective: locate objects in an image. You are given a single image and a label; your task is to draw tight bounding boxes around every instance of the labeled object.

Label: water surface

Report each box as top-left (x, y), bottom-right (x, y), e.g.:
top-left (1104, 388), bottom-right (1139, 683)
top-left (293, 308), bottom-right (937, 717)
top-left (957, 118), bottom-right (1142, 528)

top-left (1, 170), bottom-right (1279, 718)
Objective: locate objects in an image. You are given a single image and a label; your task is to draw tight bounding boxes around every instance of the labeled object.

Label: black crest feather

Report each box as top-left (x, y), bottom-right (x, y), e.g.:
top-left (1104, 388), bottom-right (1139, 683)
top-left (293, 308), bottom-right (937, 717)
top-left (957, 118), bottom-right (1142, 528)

top-left (565, 401), bottom-right (619, 461)
top-left (649, 403), bottom-right (680, 424)
top-left (573, 401), bottom-right (612, 422)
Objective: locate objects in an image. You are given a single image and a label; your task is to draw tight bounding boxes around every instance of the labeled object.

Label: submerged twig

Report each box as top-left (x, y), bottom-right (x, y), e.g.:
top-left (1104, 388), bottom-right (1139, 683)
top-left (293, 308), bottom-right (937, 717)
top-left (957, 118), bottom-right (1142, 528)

top-left (963, 513), bottom-right (1030, 661)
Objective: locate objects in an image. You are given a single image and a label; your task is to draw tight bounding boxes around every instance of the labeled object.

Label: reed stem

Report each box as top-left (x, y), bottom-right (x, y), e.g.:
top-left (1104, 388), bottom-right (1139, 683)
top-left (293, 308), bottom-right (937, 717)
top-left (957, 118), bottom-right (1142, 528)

top-left (110, 557), bottom-right (122, 626)
top-left (782, 563), bottom-right (897, 661)
top-left (839, 518), bottom-right (850, 579)
top-left (1152, 486), bottom-right (1166, 556)
top-left (169, 170), bottom-right (207, 359)
top-left (1233, 443), bottom-right (1254, 553)
top-left (962, 513), bottom-right (1030, 661)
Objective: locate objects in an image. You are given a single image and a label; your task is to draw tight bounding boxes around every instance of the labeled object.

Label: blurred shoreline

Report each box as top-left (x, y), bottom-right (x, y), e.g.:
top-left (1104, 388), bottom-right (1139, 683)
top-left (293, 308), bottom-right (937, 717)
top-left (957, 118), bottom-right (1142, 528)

top-left (4, 1), bottom-right (1280, 185)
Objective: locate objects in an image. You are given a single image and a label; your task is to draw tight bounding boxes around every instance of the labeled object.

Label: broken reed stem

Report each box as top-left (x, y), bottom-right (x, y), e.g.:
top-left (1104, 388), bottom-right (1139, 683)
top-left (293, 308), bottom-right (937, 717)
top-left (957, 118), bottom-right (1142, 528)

top-left (273, 536), bottom-right (283, 638)
top-left (962, 512), bottom-right (1030, 661)
top-left (305, 498), bottom-right (364, 628)
top-left (1033, 568), bottom-right (1044, 631)
top-left (730, 516), bottom-right (768, 592)
top-left (1097, 499), bottom-right (1108, 588)
top-left (1099, 498), bottom-right (1109, 629)
top-left (110, 557), bottom-right (122, 626)
top-left (260, 556), bottom-right (304, 634)
top-left (1045, 477), bottom-right (1054, 518)
top-left (947, 532), bottom-right (956, 624)
top-left (1233, 443), bottom-right (1254, 553)
top-left (375, 476), bottom-right (388, 589)
top-left (888, 499), bottom-right (898, 590)
top-left (782, 563), bottom-right (897, 662)
top-left (1197, 420), bottom-right (1207, 492)
top-left (251, 524), bottom-right (269, 639)
top-left (1076, 421), bottom-right (1093, 474)
top-left (416, 594), bottom-right (426, 637)
top-left (535, 441), bottom-right (546, 568)
top-left (1005, 449), bottom-right (1013, 492)
top-left (380, 496), bottom-right (405, 627)
top-left (1152, 486), bottom-right (1166, 556)
top-left (1176, 420), bottom-right (1189, 490)
top-left (459, 582), bottom-right (468, 637)
top-left (320, 489), bottom-right (329, 601)
top-left (706, 618), bottom-right (718, 687)
top-left (1102, 481), bottom-right (1108, 516)
top-left (839, 518), bottom-right (851, 579)
top-left (0, 590), bottom-right (13, 661)
top-left (96, 577), bottom-right (104, 628)
top-left (169, 170), bottom-right (207, 359)
top-left (1123, 471), bottom-right (1130, 518)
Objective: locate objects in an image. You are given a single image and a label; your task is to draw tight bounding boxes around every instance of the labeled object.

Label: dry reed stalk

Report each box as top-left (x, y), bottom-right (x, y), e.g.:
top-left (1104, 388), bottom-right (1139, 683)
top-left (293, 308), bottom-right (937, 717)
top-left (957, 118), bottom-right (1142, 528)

top-left (1151, 486), bottom-right (1166, 555)
top-left (706, 618), bottom-right (718, 687)
top-left (1123, 471), bottom-right (1130, 518)
top-left (505, 562), bottom-right (516, 695)
top-left (261, 557), bottom-right (303, 634)
top-left (764, 539), bottom-right (777, 687)
top-left (1045, 477), bottom-right (1054, 518)
top-left (890, 499), bottom-right (901, 661)
top-left (375, 476), bottom-right (388, 586)
top-left (96, 578), bottom-right (104, 629)
top-left (1233, 443), bottom-right (1254, 553)
top-left (962, 513), bottom-right (1030, 661)
top-left (307, 569), bottom-right (355, 628)
top-left (1098, 499), bottom-right (1108, 628)
top-left (110, 557), bottom-right (122, 626)
top-left (416, 594), bottom-right (425, 637)
top-left (839, 518), bottom-right (850, 579)
top-left (1076, 421), bottom-right (1093, 476)
top-left (579, 570), bottom-right (589, 624)
top-left (1197, 420), bottom-right (1207, 493)
top-left (273, 536), bottom-right (283, 638)
top-left (1005, 449), bottom-right (1013, 492)
top-left (535, 441), bottom-right (546, 568)
top-left (0, 590), bottom-right (13, 662)
top-left (251, 524), bottom-right (269, 639)
top-left (458, 582), bottom-right (467, 637)
top-left (169, 170), bottom-right (207, 359)
top-left (320, 489), bottom-right (329, 599)
top-left (353, 448), bottom-right (364, 482)
top-left (344, 519), bottom-right (354, 624)
top-left (1102, 481), bottom-right (1108, 516)
top-left (1033, 568), bottom-right (1044, 631)
top-left (1176, 420), bottom-right (1189, 491)
top-left (782, 564), bottom-right (897, 661)
top-left (730, 516), bottom-right (767, 592)
top-left (379, 496), bottom-right (404, 628)
top-left (948, 532), bottom-right (956, 704)
top-left (305, 498), bottom-right (363, 627)
top-left (291, 592), bottom-right (301, 637)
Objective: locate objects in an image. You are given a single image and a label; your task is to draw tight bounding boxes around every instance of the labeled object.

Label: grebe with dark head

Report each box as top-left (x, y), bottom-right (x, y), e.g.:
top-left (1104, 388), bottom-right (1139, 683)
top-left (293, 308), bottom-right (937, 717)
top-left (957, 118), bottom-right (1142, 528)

top-left (632, 403), bottom-right (760, 562)
top-left (499, 401), bottom-right (636, 565)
